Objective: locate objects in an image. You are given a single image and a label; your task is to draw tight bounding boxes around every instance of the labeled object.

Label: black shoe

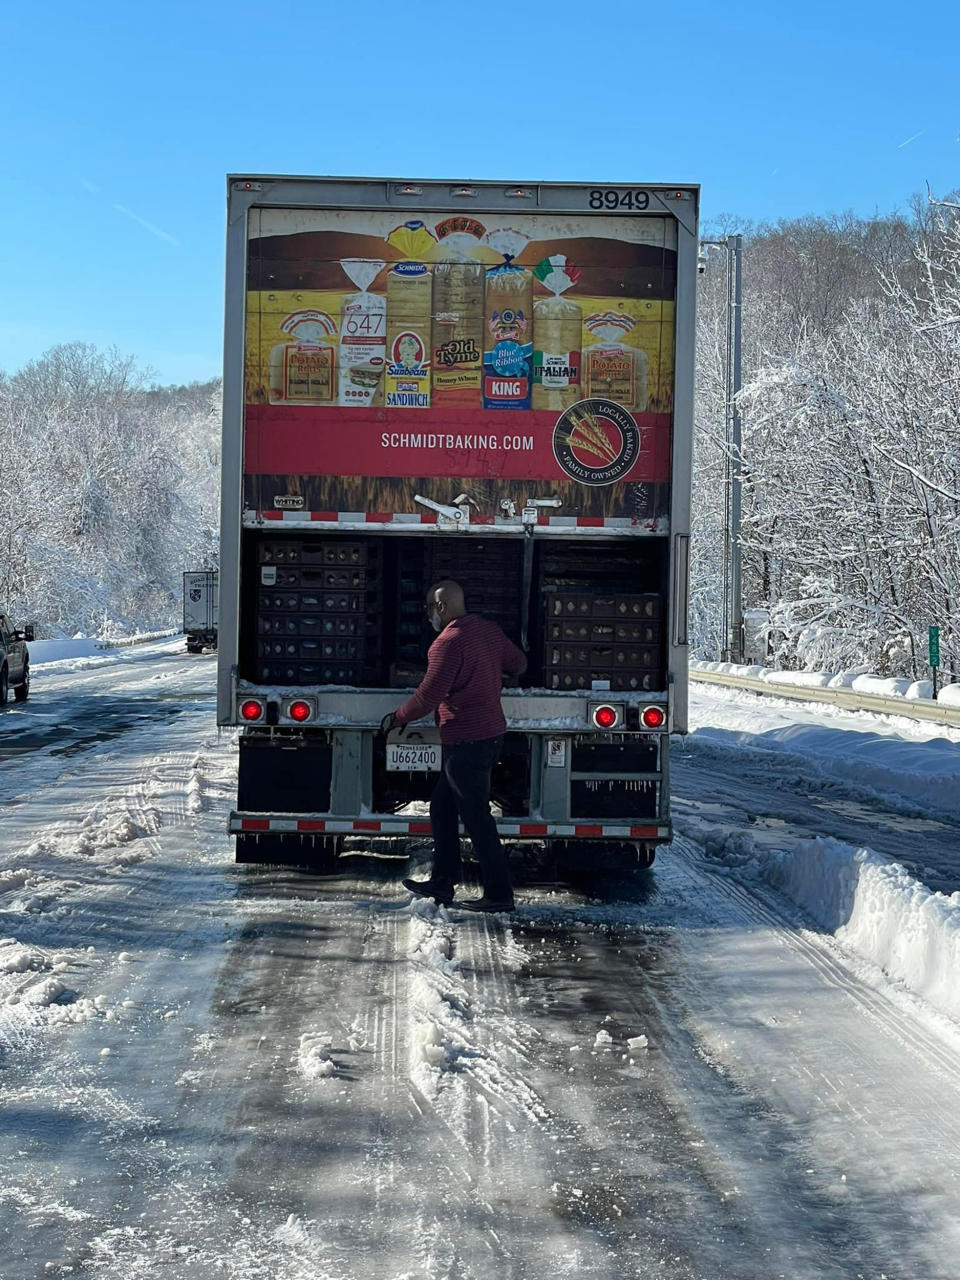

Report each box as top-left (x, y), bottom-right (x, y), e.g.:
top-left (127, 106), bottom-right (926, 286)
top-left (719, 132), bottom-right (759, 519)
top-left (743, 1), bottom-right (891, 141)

top-left (403, 877), bottom-right (455, 906)
top-left (452, 896), bottom-right (516, 914)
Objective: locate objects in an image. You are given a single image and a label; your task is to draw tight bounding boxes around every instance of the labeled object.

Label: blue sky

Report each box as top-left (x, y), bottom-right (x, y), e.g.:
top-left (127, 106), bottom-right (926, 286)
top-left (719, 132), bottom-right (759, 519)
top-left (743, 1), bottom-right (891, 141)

top-left (2, 0), bottom-right (957, 386)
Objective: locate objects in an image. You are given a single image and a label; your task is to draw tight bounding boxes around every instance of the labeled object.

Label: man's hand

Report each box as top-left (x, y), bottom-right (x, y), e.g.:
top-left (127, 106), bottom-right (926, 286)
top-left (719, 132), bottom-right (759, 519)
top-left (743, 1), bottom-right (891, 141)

top-left (380, 711), bottom-right (400, 735)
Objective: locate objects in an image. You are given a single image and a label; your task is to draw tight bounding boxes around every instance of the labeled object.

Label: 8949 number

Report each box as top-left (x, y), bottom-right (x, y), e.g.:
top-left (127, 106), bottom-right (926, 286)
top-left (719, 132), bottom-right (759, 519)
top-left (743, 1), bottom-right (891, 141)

top-left (588, 189), bottom-right (650, 211)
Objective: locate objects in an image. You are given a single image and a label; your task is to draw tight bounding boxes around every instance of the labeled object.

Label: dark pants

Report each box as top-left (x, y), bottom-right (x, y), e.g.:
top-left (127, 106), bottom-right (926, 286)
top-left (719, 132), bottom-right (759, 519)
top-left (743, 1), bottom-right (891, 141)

top-left (429, 735), bottom-right (512, 901)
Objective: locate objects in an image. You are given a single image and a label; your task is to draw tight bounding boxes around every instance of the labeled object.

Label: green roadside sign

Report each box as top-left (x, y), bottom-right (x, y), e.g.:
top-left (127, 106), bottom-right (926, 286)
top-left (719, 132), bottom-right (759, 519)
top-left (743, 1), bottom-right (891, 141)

top-left (929, 625), bottom-right (940, 667)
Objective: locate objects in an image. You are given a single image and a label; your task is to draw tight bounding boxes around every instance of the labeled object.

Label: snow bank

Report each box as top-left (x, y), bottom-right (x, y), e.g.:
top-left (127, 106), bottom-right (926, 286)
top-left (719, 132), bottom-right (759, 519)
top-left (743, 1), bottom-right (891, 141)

top-left (29, 630), bottom-right (180, 666)
top-left (688, 719), bottom-right (960, 820)
top-left (692, 659), bottom-right (954, 708)
top-left (704, 833), bottom-right (960, 1025)
top-left (29, 639), bottom-right (104, 663)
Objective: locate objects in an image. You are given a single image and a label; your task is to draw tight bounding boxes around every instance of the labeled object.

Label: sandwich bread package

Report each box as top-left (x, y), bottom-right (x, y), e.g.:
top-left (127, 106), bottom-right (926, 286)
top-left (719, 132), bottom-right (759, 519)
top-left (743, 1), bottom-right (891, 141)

top-left (338, 258), bottom-right (387, 407)
top-left (431, 217), bottom-right (486, 407)
top-left (583, 310), bottom-right (648, 411)
top-left (384, 221), bottom-right (437, 409)
top-left (482, 228), bottom-right (533, 410)
top-left (268, 309), bottom-right (337, 405)
top-left (532, 255), bottom-right (582, 411)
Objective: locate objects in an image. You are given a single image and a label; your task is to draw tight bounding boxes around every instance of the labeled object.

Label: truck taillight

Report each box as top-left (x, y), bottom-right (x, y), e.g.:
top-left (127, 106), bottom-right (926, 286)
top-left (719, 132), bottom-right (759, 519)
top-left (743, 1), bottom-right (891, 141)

top-left (239, 699), bottom-right (264, 722)
top-left (641, 705), bottom-right (666, 729)
top-left (288, 700), bottom-right (312, 723)
top-left (591, 704), bottom-right (620, 730)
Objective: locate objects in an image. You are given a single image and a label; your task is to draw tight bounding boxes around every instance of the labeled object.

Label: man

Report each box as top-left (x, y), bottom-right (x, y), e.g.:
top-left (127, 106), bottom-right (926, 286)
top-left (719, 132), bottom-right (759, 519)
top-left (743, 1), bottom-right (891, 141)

top-left (380, 580), bottom-right (526, 913)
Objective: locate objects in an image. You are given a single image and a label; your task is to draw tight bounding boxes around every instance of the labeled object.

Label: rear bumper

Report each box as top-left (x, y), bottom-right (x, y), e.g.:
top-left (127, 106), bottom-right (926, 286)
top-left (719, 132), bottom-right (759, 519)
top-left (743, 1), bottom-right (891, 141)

top-left (229, 811), bottom-right (669, 842)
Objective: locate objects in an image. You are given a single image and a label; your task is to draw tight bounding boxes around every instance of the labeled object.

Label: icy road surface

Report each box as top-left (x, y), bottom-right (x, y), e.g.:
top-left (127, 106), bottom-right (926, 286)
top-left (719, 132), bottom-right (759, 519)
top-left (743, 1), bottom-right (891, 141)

top-left (1, 645), bottom-right (959, 1278)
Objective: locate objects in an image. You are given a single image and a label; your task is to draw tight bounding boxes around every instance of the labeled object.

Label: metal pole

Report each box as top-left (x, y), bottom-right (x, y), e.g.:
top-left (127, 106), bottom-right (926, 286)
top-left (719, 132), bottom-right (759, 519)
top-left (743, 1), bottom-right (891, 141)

top-left (728, 234), bottom-right (743, 664)
top-left (721, 244), bottom-right (733, 661)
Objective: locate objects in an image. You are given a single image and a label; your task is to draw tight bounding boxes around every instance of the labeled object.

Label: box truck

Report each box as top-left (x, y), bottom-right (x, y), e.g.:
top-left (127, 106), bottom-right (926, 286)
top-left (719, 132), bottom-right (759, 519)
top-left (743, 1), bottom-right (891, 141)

top-left (183, 571), bottom-right (219, 653)
top-left (218, 176), bottom-right (697, 872)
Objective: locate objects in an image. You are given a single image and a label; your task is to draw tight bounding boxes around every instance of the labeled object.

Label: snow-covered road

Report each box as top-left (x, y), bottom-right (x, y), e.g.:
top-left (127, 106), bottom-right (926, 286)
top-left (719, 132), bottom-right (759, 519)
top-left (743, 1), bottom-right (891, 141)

top-left (2, 647), bottom-right (960, 1278)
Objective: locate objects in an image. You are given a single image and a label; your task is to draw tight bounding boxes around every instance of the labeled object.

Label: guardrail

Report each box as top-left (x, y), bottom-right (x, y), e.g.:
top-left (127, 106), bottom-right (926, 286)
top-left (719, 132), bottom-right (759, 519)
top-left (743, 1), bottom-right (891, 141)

top-left (690, 666), bottom-right (960, 729)
top-left (96, 629), bottom-right (181, 650)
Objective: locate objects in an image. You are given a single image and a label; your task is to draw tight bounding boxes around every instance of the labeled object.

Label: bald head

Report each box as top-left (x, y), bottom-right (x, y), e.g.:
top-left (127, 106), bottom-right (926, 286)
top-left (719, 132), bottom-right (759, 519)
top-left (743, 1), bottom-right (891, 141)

top-left (426, 579), bottom-right (466, 630)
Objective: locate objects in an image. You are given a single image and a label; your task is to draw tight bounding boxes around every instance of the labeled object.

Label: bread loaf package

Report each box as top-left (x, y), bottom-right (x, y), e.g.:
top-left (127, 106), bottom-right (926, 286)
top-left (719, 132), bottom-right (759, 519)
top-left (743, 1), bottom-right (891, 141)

top-left (431, 217), bottom-right (485, 407)
top-left (532, 255), bottom-right (582, 411)
top-left (384, 221), bottom-right (437, 409)
top-left (338, 258), bottom-right (386, 407)
top-left (268, 310), bottom-right (337, 405)
top-left (583, 310), bottom-right (648, 411)
top-left (482, 228), bottom-right (533, 410)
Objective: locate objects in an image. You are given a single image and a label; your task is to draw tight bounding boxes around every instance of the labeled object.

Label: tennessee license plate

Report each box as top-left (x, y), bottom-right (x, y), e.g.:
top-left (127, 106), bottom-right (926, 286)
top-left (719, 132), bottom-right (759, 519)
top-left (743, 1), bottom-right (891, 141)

top-left (386, 743), bottom-right (441, 772)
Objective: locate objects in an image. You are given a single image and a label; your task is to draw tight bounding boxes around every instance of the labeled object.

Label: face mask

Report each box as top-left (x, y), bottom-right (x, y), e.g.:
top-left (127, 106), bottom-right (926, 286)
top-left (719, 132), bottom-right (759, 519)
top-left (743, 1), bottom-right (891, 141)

top-left (428, 606), bottom-right (443, 633)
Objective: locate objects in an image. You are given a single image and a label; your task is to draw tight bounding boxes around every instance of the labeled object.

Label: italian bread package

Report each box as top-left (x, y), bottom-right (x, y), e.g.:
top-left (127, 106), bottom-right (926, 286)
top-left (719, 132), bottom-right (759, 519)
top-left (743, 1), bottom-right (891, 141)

top-left (431, 217), bottom-right (486, 407)
top-left (483, 229), bottom-right (533, 410)
top-left (338, 258), bottom-right (387, 407)
top-left (268, 310), bottom-right (337, 405)
top-left (583, 311), bottom-right (648, 411)
top-left (532, 255), bottom-right (582, 411)
top-left (384, 221), bottom-right (436, 409)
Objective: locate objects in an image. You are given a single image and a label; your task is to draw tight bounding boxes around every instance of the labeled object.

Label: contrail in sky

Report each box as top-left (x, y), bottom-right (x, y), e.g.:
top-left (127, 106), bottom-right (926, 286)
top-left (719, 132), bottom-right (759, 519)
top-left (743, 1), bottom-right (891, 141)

top-left (113, 204), bottom-right (180, 246)
top-left (897, 130), bottom-right (925, 149)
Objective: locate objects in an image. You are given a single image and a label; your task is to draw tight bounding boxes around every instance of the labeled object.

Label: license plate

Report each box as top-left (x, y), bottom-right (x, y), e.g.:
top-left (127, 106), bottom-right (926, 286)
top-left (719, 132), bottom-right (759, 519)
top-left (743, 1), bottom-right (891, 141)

top-left (386, 743), bottom-right (441, 772)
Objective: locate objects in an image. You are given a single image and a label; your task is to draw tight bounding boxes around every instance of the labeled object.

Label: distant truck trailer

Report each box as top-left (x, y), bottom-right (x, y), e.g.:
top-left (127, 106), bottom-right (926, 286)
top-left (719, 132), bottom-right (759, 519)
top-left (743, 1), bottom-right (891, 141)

top-left (183, 571), bottom-right (219, 653)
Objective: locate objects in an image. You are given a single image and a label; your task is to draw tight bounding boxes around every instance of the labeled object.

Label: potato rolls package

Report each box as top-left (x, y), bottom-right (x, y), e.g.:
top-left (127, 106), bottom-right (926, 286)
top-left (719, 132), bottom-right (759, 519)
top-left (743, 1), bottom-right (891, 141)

top-left (583, 310), bottom-right (648, 411)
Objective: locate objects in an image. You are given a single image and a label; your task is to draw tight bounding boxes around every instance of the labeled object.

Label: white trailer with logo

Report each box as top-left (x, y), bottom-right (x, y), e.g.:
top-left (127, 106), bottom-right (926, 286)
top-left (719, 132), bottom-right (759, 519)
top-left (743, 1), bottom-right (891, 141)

top-left (217, 175), bottom-right (697, 872)
top-left (183, 571), bottom-right (219, 653)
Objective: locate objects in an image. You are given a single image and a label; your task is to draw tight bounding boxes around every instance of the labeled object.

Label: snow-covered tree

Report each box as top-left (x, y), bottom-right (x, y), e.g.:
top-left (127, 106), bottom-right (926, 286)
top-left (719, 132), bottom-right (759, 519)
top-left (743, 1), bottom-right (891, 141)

top-left (0, 344), bottom-right (220, 636)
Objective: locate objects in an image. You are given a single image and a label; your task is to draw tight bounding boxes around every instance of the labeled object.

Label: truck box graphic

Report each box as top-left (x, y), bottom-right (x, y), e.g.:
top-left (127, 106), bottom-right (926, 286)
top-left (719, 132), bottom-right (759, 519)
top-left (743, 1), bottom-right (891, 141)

top-left (219, 177), bottom-right (697, 875)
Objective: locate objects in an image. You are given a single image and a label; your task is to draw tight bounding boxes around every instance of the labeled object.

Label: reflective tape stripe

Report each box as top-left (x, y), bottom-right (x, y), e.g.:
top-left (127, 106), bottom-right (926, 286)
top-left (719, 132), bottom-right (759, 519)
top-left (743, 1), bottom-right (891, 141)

top-left (235, 818), bottom-right (666, 837)
top-left (249, 510), bottom-right (662, 531)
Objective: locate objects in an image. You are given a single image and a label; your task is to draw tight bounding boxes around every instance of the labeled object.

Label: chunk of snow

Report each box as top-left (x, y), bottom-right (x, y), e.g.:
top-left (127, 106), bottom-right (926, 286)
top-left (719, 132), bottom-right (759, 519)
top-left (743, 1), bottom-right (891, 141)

top-left (627, 1035), bottom-right (649, 1051)
top-left (23, 977), bottom-right (65, 1006)
top-left (594, 1029), bottom-right (614, 1048)
top-left (905, 680), bottom-right (933, 701)
top-left (850, 675), bottom-right (913, 698)
top-left (298, 1032), bottom-right (337, 1080)
top-left (761, 670), bottom-right (833, 689)
top-left (1, 947), bottom-right (46, 975)
top-left (937, 683), bottom-right (960, 708)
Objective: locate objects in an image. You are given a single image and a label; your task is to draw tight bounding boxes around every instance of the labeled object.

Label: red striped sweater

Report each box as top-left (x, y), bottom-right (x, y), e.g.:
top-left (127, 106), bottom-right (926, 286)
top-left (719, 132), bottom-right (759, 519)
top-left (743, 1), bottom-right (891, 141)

top-left (395, 615), bottom-right (527, 744)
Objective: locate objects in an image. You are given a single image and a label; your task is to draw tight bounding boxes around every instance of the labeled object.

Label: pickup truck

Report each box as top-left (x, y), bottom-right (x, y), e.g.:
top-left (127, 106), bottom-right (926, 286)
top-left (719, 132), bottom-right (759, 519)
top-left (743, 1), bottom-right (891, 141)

top-left (0, 612), bottom-right (33, 704)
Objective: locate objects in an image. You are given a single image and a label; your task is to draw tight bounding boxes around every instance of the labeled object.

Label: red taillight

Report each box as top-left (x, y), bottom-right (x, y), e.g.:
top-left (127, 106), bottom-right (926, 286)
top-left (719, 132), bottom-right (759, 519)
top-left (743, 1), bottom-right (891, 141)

top-left (239, 699), bottom-right (264, 722)
top-left (288, 700), bottom-right (312, 723)
top-left (592, 705), bottom-right (619, 730)
top-left (641, 705), bottom-right (666, 729)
